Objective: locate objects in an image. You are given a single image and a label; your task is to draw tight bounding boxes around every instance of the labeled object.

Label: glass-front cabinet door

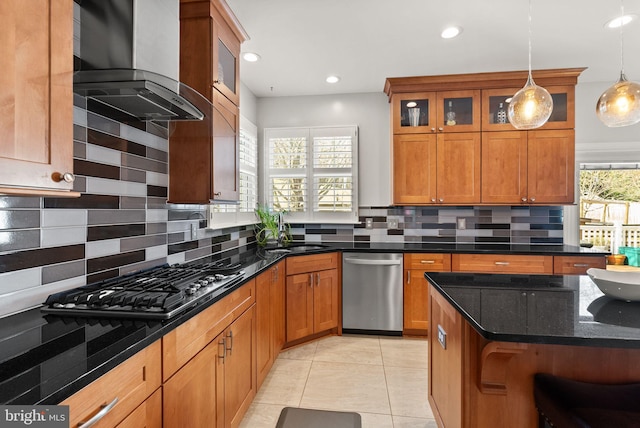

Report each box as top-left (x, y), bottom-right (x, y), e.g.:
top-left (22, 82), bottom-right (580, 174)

top-left (436, 90), bottom-right (481, 133)
top-left (392, 92), bottom-right (437, 134)
top-left (212, 16), bottom-right (240, 106)
top-left (482, 86), bottom-right (574, 131)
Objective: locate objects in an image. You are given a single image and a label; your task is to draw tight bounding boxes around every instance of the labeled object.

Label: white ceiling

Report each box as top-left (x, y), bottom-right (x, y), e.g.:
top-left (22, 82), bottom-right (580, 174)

top-left (226, 0), bottom-right (640, 98)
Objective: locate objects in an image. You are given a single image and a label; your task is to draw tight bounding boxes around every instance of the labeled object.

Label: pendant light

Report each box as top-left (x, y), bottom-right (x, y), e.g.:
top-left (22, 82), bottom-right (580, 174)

top-left (596, 0), bottom-right (640, 127)
top-left (508, 0), bottom-right (553, 129)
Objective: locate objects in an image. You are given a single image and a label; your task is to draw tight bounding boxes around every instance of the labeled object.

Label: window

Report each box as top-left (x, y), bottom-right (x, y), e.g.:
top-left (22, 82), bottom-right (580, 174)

top-left (208, 116), bottom-right (258, 226)
top-left (263, 126), bottom-right (358, 223)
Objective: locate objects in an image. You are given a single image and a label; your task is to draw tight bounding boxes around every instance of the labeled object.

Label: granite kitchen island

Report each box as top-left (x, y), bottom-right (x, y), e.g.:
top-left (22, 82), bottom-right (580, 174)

top-left (425, 272), bottom-right (640, 428)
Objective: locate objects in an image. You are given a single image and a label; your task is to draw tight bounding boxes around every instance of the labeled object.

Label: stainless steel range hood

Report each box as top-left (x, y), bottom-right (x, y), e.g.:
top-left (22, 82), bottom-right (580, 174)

top-left (73, 0), bottom-right (206, 122)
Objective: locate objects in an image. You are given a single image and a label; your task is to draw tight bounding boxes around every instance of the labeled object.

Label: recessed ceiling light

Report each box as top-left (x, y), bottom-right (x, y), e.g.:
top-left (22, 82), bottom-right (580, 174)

top-left (441, 26), bottom-right (462, 39)
top-left (242, 52), bottom-right (261, 62)
top-left (326, 75), bottom-right (341, 84)
top-left (605, 14), bottom-right (637, 28)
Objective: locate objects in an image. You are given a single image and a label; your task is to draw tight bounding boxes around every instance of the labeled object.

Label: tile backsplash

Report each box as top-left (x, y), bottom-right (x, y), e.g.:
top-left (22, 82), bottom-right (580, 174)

top-left (0, 98), bottom-right (564, 317)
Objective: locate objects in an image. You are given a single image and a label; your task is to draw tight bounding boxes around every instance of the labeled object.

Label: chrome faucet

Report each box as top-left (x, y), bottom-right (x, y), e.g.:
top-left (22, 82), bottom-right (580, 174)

top-left (277, 212), bottom-right (288, 246)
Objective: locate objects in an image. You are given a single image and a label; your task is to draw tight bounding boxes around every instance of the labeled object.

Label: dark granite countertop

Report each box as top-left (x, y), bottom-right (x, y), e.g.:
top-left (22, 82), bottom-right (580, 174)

top-left (425, 272), bottom-right (640, 349)
top-left (0, 242), bottom-right (607, 405)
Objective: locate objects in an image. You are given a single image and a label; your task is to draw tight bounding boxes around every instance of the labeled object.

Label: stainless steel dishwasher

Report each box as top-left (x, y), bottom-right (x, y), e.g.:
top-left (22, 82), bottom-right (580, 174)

top-left (342, 253), bottom-right (403, 335)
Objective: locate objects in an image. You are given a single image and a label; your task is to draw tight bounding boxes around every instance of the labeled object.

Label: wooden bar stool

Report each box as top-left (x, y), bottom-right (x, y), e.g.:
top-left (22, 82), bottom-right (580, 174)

top-left (534, 373), bottom-right (640, 427)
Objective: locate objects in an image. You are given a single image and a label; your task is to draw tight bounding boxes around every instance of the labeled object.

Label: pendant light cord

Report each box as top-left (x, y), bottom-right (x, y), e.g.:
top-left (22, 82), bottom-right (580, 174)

top-left (620, 0), bottom-right (625, 77)
top-left (528, 0), bottom-right (533, 79)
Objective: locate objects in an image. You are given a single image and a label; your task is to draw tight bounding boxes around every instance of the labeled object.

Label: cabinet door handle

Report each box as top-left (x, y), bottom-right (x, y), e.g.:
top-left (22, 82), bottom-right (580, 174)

top-left (494, 261), bottom-right (510, 266)
top-left (431, 198), bottom-right (436, 202)
top-left (420, 260), bottom-right (436, 264)
top-left (530, 197), bottom-right (536, 202)
top-left (431, 127), bottom-right (436, 132)
top-left (226, 331), bottom-right (233, 354)
top-left (407, 271), bottom-right (410, 284)
top-left (438, 127), bottom-right (444, 132)
top-left (78, 397), bottom-right (118, 428)
top-left (218, 338), bottom-right (226, 361)
top-left (274, 265), bottom-right (279, 281)
top-left (309, 273), bottom-right (313, 287)
top-left (316, 273), bottom-right (320, 285)
top-left (439, 198), bottom-right (444, 202)
top-left (213, 192), bottom-right (222, 197)
top-left (521, 197), bottom-right (527, 202)
top-left (573, 263), bottom-right (590, 267)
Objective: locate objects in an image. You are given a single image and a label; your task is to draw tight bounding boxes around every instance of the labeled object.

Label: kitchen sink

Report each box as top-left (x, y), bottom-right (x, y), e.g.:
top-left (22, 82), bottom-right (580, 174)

top-left (265, 244), bottom-right (328, 254)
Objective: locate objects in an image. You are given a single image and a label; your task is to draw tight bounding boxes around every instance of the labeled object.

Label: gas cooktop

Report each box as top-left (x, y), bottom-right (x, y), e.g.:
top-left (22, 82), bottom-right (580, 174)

top-left (41, 260), bottom-right (245, 320)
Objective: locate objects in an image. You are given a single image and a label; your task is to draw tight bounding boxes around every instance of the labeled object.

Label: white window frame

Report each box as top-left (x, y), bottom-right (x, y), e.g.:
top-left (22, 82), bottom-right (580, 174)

top-left (207, 115), bottom-right (258, 228)
top-left (262, 125), bottom-right (359, 224)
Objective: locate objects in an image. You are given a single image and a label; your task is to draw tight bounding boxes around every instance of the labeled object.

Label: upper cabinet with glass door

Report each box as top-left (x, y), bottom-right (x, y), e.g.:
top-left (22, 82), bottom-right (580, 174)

top-left (212, 10), bottom-right (241, 106)
top-left (392, 90), bottom-right (480, 134)
top-left (481, 85), bottom-right (575, 131)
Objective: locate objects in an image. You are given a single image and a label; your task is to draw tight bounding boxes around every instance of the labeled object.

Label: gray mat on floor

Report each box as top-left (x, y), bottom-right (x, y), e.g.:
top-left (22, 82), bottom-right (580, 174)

top-left (276, 407), bottom-right (362, 428)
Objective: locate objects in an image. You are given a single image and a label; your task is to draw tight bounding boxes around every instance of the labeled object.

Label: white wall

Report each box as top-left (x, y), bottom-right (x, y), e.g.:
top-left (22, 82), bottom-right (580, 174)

top-left (240, 82), bottom-right (258, 125)
top-left (256, 92), bottom-right (391, 206)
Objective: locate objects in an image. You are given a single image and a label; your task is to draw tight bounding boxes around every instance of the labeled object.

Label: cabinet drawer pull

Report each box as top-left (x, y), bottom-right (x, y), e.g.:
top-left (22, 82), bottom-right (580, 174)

top-left (78, 397), bottom-right (118, 428)
top-left (573, 263), bottom-right (590, 267)
top-left (226, 331), bottom-right (233, 353)
top-left (494, 261), bottom-right (510, 266)
top-left (420, 260), bottom-right (436, 264)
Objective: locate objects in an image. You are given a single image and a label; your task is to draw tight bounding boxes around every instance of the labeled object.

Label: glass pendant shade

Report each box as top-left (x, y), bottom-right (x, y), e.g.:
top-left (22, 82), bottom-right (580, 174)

top-left (507, 75), bottom-right (554, 129)
top-left (596, 72), bottom-right (640, 127)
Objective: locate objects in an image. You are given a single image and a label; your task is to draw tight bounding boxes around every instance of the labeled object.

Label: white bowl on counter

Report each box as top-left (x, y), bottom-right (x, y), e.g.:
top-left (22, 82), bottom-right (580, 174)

top-left (587, 268), bottom-right (640, 302)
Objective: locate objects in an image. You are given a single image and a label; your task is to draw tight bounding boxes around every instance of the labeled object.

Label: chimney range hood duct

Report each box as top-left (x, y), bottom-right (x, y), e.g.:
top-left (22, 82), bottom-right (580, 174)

top-left (73, 0), bottom-right (207, 122)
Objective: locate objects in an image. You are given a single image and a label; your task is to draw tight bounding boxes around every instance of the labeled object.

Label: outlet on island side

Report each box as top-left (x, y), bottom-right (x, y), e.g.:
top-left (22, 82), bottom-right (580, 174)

top-left (365, 218), bottom-right (373, 229)
top-left (388, 218), bottom-right (399, 229)
top-left (457, 218), bottom-right (466, 230)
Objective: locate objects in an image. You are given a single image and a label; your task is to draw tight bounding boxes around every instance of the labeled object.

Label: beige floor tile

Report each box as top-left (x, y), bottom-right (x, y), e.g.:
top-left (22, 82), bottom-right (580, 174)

top-left (300, 360), bottom-right (391, 414)
top-left (392, 415), bottom-right (439, 428)
top-left (379, 336), bottom-right (428, 368)
top-left (254, 358), bottom-right (311, 406)
top-left (313, 335), bottom-right (383, 365)
top-left (239, 403), bottom-right (285, 428)
top-left (359, 412), bottom-right (394, 428)
top-left (384, 366), bottom-right (432, 418)
top-left (279, 339), bottom-right (318, 361)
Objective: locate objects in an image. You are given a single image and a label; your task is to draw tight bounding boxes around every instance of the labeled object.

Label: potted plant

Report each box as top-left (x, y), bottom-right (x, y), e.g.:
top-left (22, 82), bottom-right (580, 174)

top-left (254, 205), bottom-right (290, 246)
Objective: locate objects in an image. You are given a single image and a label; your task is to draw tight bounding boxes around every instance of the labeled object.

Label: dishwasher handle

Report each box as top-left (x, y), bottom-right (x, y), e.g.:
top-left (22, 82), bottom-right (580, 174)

top-left (343, 257), bottom-right (402, 266)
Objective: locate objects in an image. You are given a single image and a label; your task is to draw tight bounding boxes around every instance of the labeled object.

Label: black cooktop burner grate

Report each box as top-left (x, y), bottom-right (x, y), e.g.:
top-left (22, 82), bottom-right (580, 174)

top-left (41, 261), bottom-right (245, 320)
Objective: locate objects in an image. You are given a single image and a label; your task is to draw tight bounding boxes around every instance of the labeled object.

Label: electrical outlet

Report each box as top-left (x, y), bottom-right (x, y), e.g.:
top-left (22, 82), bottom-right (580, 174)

top-left (191, 224), bottom-right (198, 240)
top-left (388, 218), bottom-right (399, 229)
top-left (365, 218), bottom-right (373, 229)
top-left (457, 218), bottom-right (466, 230)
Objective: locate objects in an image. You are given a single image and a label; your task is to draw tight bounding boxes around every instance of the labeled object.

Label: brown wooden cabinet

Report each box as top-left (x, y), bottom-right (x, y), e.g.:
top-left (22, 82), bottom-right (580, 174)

top-left (61, 341), bottom-right (161, 428)
top-left (393, 132), bottom-right (481, 205)
top-left (452, 253), bottom-right (554, 274)
top-left (386, 69), bottom-right (584, 206)
top-left (403, 253), bottom-right (451, 335)
top-left (0, 0), bottom-right (79, 197)
top-left (256, 261), bottom-right (285, 390)
top-left (169, 0), bottom-right (247, 203)
top-left (285, 253), bottom-right (340, 343)
top-left (481, 129), bottom-right (575, 204)
top-left (428, 287), bottom-right (464, 428)
top-left (163, 280), bottom-right (256, 428)
top-left (481, 86), bottom-right (575, 131)
top-left (553, 255), bottom-right (606, 275)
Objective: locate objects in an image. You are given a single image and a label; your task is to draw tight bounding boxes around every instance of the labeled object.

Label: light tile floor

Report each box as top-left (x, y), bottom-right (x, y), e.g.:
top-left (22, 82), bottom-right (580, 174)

top-left (240, 335), bottom-right (438, 428)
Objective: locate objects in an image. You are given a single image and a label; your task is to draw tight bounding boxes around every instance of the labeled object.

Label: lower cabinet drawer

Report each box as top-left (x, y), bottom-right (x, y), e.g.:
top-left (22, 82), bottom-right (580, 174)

top-left (553, 255), bottom-right (606, 274)
top-left (61, 340), bottom-right (161, 428)
top-left (404, 253), bottom-right (451, 271)
top-left (451, 254), bottom-right (554, 274)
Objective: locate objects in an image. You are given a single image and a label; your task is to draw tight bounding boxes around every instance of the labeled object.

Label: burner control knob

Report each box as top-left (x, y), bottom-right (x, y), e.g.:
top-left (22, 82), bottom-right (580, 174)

top-left (199, 279), bottom-right (209, 286)
top-left (206, 276), bottom-right (216, 282)
top-left (185, 286), bottom-right (197, 295)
